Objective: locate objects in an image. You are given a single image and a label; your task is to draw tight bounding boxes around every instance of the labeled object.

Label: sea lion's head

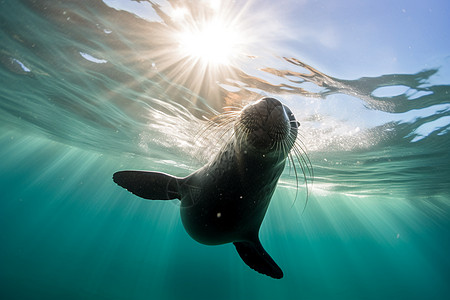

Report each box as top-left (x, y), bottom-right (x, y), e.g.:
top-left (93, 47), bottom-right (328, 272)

top-left (235, 97), bottom-right (299, 157)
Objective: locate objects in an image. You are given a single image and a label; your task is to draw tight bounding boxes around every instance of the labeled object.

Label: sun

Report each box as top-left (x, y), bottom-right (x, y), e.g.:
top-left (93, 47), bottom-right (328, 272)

top-left (177, 18), bottom-right (243, 67)
top-left (133, 0), bottom-right (275, 108)
top-left (146, 0), bottom-right (254, 108)
top-left (169, 0), bottom-right (249, 70)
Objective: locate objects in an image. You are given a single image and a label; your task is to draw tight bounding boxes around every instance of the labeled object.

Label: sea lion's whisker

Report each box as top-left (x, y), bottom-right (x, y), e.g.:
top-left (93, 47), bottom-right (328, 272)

top-left (291, 144), bottom-right (313, 213)
top-left (293, 140), bottom-right (313, 179)
top-left (287, 151), bottom-right (300, 207)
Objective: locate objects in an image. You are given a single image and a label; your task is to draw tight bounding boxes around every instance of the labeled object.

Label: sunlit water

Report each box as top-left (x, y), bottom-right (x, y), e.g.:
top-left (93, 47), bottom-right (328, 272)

top-left (1, 1), bottom-right (449, 299)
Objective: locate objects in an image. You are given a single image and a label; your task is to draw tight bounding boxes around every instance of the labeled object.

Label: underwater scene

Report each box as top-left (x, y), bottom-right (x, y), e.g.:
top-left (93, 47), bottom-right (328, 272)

top-left (1, 0), bottom-right (449, 299)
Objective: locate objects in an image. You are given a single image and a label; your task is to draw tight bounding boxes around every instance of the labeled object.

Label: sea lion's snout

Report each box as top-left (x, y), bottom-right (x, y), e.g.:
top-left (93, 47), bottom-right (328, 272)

top-left (237, 97), bottom-right (298, 154)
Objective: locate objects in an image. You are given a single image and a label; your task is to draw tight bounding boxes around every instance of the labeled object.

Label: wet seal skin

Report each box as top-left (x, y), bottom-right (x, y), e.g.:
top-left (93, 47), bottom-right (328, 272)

top-left (113, 97), bottom-right (308, 279)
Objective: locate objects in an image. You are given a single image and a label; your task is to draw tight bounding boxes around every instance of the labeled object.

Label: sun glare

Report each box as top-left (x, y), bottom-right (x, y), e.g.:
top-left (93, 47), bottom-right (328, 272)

top-left (178, 19), bottom-right (242, 66)
top-left (137, 0), bottom-right (280, 107)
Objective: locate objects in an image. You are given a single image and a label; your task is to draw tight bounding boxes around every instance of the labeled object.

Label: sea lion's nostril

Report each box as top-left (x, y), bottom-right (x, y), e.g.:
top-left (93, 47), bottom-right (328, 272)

top-left (260, 97), bottom-right (282, 107)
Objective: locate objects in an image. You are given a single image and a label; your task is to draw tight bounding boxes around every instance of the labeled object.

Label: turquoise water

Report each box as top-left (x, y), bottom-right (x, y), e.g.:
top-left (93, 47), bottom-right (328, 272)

top-left (1, 0), bottom-right (449, 299)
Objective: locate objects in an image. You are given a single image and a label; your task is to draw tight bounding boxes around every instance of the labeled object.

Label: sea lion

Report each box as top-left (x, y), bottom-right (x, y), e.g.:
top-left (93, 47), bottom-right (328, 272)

top-left (113, 97), bottom-right (306, 279)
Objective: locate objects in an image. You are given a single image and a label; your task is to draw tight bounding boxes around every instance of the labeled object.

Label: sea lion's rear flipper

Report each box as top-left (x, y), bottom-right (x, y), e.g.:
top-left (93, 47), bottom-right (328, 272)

top-left (233, 239), bottom-right (283, 279)
top-left (113, 171), bottom-right (181, 200)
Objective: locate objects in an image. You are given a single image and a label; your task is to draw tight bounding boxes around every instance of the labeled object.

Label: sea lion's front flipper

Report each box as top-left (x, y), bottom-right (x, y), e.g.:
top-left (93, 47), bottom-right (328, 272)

top-left (113, 171), bottom-right (181, 200)
top-left (233, 239), bottom-right (283, 279)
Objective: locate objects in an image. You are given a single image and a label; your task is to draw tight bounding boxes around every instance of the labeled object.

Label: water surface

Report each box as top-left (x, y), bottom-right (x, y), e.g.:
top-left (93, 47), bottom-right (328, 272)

top-left (1, 1), bottom-right (449, 299)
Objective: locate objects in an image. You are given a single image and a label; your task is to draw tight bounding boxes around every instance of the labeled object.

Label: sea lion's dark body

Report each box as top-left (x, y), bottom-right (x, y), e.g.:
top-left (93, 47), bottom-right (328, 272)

top-left (113, 98), bottom-right (299, 279)
top-left (180, 138), bottom-right (286, 246)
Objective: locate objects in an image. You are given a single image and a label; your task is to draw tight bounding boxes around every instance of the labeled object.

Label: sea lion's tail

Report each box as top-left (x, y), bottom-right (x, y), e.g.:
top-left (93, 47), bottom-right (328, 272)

top-left (113, 171), bottom-right (182, 200)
